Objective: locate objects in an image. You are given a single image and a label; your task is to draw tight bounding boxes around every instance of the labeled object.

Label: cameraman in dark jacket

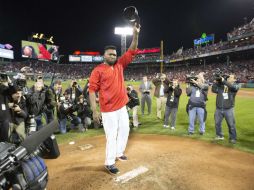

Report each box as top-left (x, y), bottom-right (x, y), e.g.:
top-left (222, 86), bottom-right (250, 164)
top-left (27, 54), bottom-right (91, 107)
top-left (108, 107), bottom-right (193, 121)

top-left (212, 74), bottom-right (239, 144)
top-left (58, 89), bottom-right (81, 134)
top-left (126, 84), bottom-right (140, 128)
top-left (66, 79), bottom-right (83, 104)
top-left (77, 95), bottom-right (92, 131)
top-left (27, 79), bottom-right (46, 130)
top-left (0, 74), bottom-right (11, 142)
top-left (186, 72), bottom-right (208, 135)
top-left (8, 85), bottom-right (27, 144)
top-left (164, 79), bottom-right (182, 129)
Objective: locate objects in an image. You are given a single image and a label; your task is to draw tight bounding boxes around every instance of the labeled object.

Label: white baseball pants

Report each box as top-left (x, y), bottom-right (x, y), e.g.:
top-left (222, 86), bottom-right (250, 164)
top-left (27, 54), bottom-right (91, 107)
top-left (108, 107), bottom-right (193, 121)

top-left (101, 106), bottom-right (130, 165)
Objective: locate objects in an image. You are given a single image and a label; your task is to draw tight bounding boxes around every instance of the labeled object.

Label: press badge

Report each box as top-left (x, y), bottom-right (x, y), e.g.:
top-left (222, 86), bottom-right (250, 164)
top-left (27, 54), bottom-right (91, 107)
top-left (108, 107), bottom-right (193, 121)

top-left (195, 90), bottom-right (200, 97)
top-left (170, 96), bottom-right (174, 102)
top-left (223, 93), bottom-right (228, 99)
top-left (1, 104), bottom-right (6, 111)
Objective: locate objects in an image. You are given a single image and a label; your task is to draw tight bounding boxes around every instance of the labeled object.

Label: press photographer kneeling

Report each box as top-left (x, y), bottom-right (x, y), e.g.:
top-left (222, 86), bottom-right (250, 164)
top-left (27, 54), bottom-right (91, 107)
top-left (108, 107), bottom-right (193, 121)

top-left (57, 89), bottom-right (82, 134)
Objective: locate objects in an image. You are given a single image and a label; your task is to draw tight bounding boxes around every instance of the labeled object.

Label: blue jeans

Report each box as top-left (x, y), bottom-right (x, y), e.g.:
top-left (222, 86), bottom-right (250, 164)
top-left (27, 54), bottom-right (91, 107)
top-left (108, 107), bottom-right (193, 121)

top-left (35, 114), bottom-right (43, 131)
top-left (44, 109), bottom-right (54, 124)
top-left (35, 110), bottom-right (54, 131)
top-left (59, 118), bottom-right (67, 134)
top-left (188, 107), bottom-right (205, 133)
top-left (215, 108), bottom-right (237, 140)
top-left (58, 116), bottom-right (82, 134)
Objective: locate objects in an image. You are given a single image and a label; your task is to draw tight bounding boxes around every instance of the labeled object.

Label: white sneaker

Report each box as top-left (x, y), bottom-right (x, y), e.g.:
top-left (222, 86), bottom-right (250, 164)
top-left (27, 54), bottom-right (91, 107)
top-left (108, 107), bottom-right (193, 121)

top-left (171, 127), bottom-right (175, 130)
top-left (215, 136), bottom-right (224, 140)
top-left (164, 125), bottom-right (169, 128)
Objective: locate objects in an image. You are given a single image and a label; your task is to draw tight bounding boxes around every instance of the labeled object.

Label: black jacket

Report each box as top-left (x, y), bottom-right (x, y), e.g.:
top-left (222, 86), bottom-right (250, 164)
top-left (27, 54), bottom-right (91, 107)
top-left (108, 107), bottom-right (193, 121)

top-left (9, 97), bottom-right (28, 125)
top-left (26, 86), bottom-right (46, 116)
top-left (165, 86), bottom-right (182, 108)
top-left (77, 102), bottom-right (92, 119)
top-left (127, 90), bottom-right (140, 109)
top-left (0, 84), bottom-right (11, 122)
top-left (58, 99), bottom-right (78, 120)
top-left (66, 86), bottom-right (82, 104)
top-left (212, 81), bottom-right (239, 109)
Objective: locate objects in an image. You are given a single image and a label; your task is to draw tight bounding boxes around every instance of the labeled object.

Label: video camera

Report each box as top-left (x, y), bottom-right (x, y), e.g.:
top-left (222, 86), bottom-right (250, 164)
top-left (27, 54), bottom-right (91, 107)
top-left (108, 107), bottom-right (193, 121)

top-left (0, 120), bottom-right (58, 190)
top-left (186, 72), bottom-right (198, 85)
top-left (213, 68), bottom-right (229, 82)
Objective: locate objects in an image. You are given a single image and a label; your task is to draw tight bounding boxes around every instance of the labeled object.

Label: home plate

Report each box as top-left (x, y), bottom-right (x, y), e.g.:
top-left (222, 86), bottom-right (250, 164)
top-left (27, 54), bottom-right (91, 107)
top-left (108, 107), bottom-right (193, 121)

top-left (115, 166), bottom-right (149, 183)
top-left (78, 144), bottom-right (93, 151)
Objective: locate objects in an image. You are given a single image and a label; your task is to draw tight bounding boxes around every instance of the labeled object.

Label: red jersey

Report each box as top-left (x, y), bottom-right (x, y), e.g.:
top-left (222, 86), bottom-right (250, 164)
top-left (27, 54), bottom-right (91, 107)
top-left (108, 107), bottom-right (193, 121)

top-left (89, 49), bottom-right (137, 112)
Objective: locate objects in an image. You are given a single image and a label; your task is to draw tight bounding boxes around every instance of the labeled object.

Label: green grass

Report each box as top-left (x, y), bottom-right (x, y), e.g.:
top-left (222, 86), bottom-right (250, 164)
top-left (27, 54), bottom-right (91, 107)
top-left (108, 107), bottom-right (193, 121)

top-left (29, 80), bottom-right (254, 153)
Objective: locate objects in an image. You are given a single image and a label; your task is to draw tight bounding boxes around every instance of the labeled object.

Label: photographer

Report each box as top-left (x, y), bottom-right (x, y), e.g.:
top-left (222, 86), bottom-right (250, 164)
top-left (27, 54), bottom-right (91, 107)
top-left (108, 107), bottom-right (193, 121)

top-left (8, 85), bottom-right (27, 144)
top-left (77, 95), bottom-right (92, 131)
top-left (212, 74), bottom-right (239, 144)
top-left (186, 72), bottom-right (208, 135)
top-left (27, 75), bottom-right (56, 130)
top-left (0, 73), bottom-right (11, 142)
top-left (13, 73), bottom-right (30, 96)
top-left (66, 79), bottom-right (82, 104)
top-left (152, 73), bottom-right (170, 119)
top-left (126, 84), bottom-right (140, 128)
top-left (27, 78), bottom-right (47, 130)
top-left (163, 79), bottom-right (182, 130)
top-left (58, 89), bottom-right (81, 134)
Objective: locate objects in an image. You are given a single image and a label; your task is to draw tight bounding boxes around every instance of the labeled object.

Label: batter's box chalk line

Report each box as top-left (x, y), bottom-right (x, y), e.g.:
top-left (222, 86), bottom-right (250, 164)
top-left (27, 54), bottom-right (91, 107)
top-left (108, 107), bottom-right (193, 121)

top-left (115, 166), bottom-right (149, 184)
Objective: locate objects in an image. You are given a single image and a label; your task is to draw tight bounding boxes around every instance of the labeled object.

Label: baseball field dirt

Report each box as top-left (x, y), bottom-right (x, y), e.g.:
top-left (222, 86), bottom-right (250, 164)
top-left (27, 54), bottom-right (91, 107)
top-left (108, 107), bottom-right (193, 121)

top-left (45, 134), bottom-right (254, 190)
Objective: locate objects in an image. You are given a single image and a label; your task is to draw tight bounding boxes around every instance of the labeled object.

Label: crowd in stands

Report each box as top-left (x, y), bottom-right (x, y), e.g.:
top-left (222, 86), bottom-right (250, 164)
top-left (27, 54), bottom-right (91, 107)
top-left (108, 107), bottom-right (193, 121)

top-left (227, 18), bottom-right (254, 39)
top-left (124, 59), bottom-right (254, 83)
top-left (1, 61), bottom-right (96, 79)
top-left (1, 58), bottom-right (254, 83)
top-left (167, 36), bottom-right (254, 61)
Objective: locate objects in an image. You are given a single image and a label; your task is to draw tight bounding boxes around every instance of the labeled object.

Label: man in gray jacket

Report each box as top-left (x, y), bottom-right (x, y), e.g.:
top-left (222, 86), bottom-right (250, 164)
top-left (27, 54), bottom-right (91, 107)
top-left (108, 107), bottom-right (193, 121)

top-left (212, 74), bottom-right (239, 144)
top-left (139, 76), bottom-right (152, 115)
top-left (186, 72), bottom-right (208, 135)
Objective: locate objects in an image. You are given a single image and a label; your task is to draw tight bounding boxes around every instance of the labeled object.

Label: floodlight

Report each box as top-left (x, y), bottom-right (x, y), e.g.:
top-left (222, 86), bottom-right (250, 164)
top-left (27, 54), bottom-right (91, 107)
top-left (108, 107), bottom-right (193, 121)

top-left (114, 27), bottom-right (133, 36)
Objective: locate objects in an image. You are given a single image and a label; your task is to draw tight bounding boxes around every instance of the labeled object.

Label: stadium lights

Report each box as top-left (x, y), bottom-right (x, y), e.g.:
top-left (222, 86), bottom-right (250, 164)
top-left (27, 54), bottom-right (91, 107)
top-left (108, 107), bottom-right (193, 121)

top-left (114, 26), bottom-right (133, 55)
top-left (114, 27), bottom-right (133, 36)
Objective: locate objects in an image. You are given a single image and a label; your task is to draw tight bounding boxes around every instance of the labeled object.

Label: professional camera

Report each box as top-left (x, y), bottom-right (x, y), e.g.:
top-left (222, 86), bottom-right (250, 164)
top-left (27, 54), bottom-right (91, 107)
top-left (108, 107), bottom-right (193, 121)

top-left (0, 73), bottom-right (8, 82)
top-left (127, 86), bottom-right (131, 92)
top-left (213, 68), bottom-right (229, 82)
top-left (15, 79), bottom-right (27, 88)
top-left (62, 100), bottom-right (73, 110)
top-left (0, 120), bottom-right (58, 190)
top-left (26, 115), bottom-right (37, 134)
top-left (72, 81), bottom-right (77, 87)
top-left (186, 72), bottom-right (198, 84)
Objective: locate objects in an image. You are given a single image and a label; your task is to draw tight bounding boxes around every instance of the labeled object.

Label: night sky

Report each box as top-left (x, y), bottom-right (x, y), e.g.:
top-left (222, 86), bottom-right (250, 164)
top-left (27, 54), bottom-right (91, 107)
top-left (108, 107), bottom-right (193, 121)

top-left (1, 0), bottom-right (254, 59)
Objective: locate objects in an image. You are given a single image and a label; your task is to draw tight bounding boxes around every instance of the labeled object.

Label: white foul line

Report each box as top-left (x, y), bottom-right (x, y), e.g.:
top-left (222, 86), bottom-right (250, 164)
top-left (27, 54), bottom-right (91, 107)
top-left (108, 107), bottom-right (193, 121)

top-left (115, 166), bottom-right (149, 184)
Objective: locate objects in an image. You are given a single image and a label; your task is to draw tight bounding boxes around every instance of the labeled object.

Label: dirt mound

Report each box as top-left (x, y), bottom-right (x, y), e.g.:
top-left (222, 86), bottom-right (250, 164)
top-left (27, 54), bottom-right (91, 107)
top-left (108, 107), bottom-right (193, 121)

top-left (45, 134), bottom-right (254, 190)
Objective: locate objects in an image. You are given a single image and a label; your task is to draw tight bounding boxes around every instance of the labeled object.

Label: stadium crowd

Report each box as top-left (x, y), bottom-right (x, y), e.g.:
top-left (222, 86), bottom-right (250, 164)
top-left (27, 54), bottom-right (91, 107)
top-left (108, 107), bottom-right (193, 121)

top-left (227, 18), bottom-right (254, 39)
top-left (124, 59), bottom-right (254, 83)
top-left (1, 58), bottom-right (254, 83)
